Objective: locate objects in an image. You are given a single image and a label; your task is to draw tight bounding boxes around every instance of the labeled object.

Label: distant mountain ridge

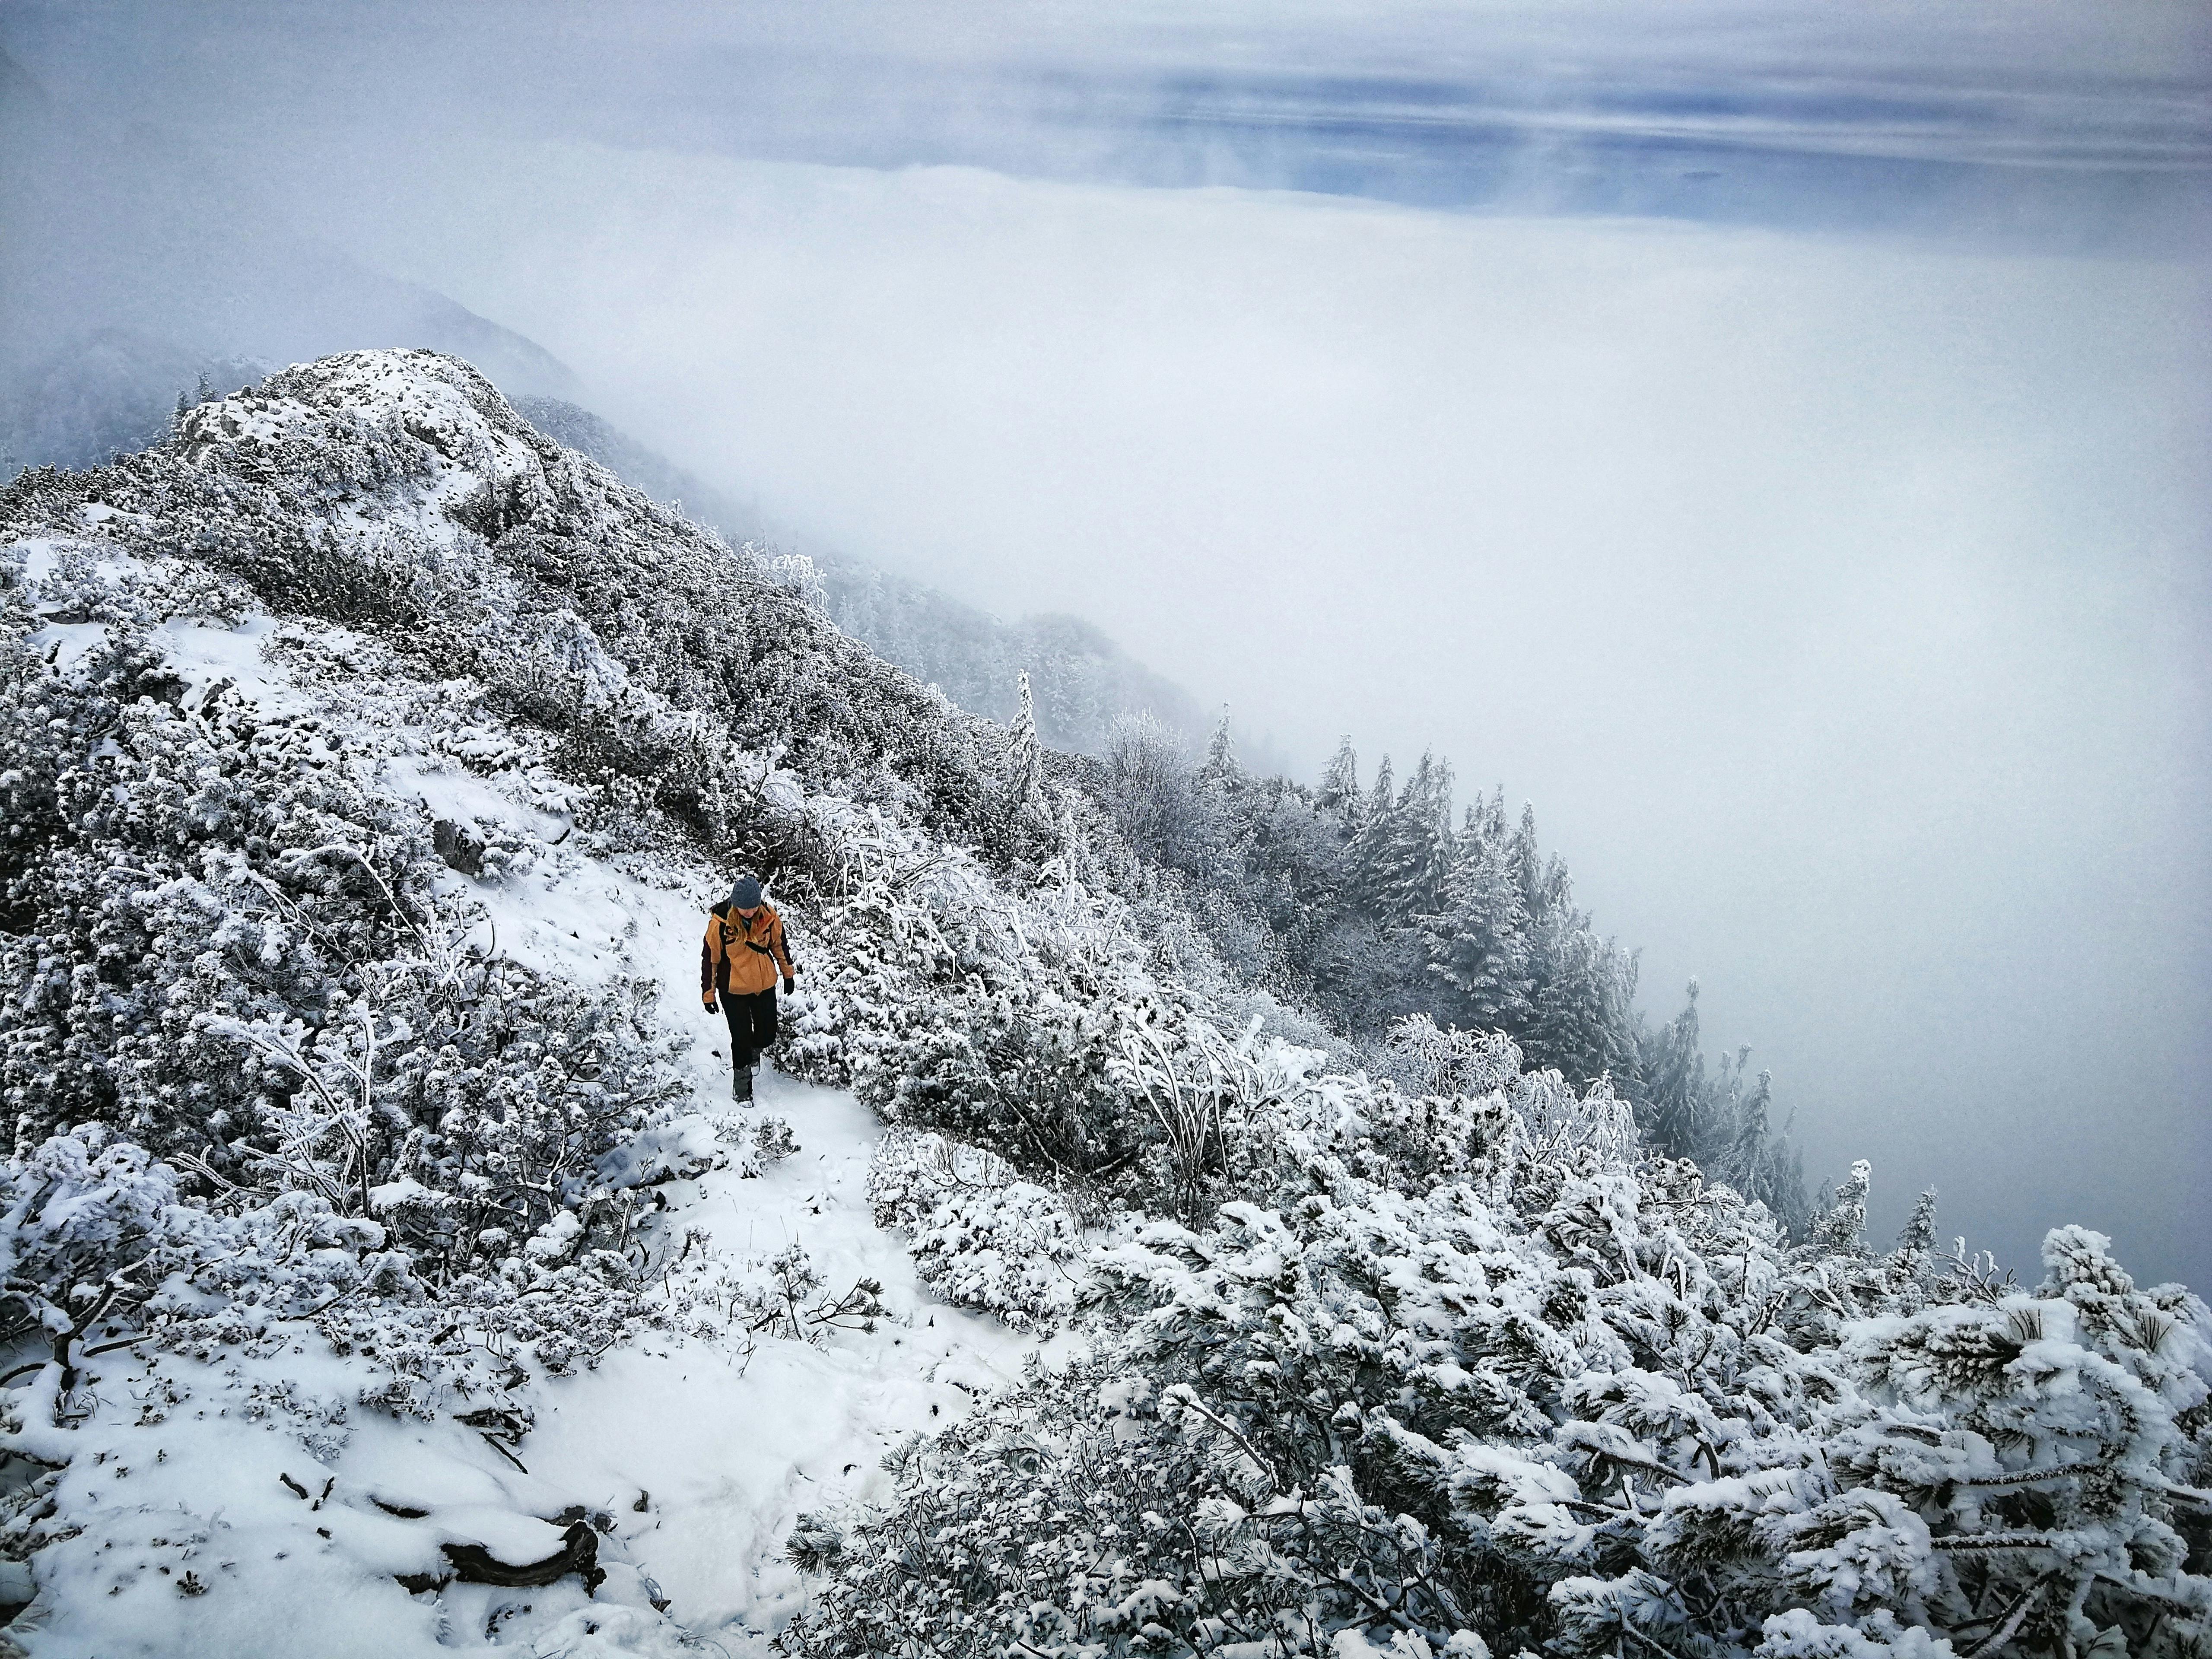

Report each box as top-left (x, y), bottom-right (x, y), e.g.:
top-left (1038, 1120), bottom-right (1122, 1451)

top-left (0, 45), bottom-right (578, 478)
top-left (821, 563), bottom-right (1206, 757)
top-left (513, 394), bottom-right (1207, 757)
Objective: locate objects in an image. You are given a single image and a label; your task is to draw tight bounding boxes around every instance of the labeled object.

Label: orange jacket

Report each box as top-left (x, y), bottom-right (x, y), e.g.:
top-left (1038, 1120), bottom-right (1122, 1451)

top-left (701, 900), bottom-right (797, 1004)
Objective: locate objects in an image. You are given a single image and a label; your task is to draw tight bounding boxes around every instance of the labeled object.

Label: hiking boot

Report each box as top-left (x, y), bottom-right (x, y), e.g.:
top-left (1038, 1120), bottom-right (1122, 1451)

top-left (733, 1067), bottom-right (753, 1103)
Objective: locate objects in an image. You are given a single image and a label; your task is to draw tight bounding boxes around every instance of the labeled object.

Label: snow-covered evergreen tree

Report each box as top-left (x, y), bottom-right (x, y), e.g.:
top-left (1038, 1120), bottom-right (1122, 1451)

top-left (1422, 835), bottom-right (1532, 1032)
top-left (1316, 734), bottom-right (1360, 819)
top-left (1001, 668), bottom-right (1048, 826)
top-left (1346, 751), bottom-right (1454, 925)
top-left (1200, 708), bottom-right (1238, 785)
top-left (1522, 903), bottom-right (1641, 1087)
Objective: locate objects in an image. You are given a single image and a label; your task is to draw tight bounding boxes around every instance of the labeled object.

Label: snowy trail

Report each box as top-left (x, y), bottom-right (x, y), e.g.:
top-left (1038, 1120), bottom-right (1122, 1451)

top-left (396, 737), bottom-right (1045, 1648)
top-left (526, 1071), bottom-right (1036, 1643)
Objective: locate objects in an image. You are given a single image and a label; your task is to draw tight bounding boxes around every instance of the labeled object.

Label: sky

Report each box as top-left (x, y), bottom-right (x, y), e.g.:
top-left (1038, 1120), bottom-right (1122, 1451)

top-left (5, 1), bottom-right (2208, 1287)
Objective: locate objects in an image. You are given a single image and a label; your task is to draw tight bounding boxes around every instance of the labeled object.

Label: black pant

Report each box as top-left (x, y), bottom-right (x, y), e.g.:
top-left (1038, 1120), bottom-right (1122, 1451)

top-left (720, 988), bottom-right (778, 1068)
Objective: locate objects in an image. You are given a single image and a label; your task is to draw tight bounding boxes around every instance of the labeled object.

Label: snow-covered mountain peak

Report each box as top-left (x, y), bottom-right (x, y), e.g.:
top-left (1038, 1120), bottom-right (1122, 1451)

top-left (174, 349), bottom-right (612, 540)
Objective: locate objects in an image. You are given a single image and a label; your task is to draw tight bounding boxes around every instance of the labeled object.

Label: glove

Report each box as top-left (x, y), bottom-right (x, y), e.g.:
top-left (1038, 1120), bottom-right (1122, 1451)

top-left (782, 977), bottom-right (796, 995)
top-left (703, 999), bottom-right (717, 1015)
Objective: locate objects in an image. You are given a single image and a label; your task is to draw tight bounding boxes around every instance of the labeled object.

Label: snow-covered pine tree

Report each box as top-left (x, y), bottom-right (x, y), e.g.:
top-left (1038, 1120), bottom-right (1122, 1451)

top-left (1508, 799), bottom-right (1574, 924)
top-left (1360, 753), bottom-right (1393, 844)
top-left (1716, 1056), bottom-right (1807, 1230)
top-left (1001, 669), bottom-right (1048, 827)
top-left (1345, 751), bottom-right (1454, 925)
top-left (1829, 1224), bottom-right (2212, 1659)
top-left (1199, 708), bottom-right (1238, 787)
top-left (1894, 1185), bottom-right (1939, 1259)
top-left (1422, 834), bottom-right (1532, 1033)
top-left (1640, 979), bottom-right (1712, 1153)
top-left (1810, 1159), bottom-right (1873, 1259)
top-left (1518, 903), bottom-right (1639, 1087)
top-left (1316, 734), bottom-right (1360, 821)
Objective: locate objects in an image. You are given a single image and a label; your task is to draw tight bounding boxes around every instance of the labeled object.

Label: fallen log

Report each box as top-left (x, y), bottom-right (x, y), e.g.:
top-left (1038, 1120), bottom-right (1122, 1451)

top-left (439, 1520), bottom-right (604, 1594)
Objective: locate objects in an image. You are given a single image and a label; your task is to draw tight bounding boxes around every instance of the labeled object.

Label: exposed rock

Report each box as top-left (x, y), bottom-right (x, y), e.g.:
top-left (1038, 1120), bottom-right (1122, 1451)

top-left (432, 817), bottom-right (484, 876)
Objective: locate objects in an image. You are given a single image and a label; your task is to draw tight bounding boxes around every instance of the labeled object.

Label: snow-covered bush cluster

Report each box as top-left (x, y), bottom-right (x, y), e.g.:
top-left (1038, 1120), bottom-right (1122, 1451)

top-left (0, 570), bottom-right (685, 1274)
top-left (788, 1047), bottom-right (2212, 1659)
top-left (0, 349), bottom-right (2199, 1657)
top-left (868, 1128), bottom-right (1085, 1330)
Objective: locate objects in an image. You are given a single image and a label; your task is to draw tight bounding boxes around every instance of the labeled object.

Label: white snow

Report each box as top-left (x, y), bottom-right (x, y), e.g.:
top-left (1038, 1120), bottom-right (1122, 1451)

top-left (151, 613), bottom-right (298, 710)
top-left (525, 1072), bottom-right (1040, 1642)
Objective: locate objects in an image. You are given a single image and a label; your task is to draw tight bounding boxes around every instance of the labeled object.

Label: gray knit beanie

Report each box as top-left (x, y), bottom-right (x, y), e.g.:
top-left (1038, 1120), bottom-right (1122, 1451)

top-left (729, 875), bottom-right (763, 909)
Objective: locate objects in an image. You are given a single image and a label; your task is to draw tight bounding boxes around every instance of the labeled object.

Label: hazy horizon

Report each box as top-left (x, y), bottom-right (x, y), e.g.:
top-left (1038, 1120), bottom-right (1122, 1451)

top-left (5, 1), bottom-right (2206, 1287)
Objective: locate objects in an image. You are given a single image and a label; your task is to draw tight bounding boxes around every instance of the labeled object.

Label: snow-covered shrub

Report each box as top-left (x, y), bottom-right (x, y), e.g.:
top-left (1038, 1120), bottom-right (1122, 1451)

top-left (747, 543), bottom-right (827, 609)
top-left (751, 1115), bottom-right (798, 1166)
top-left (0, 616), bottom-right (421, 1137)
top-left (871, 985), bottom-right (1134, 1177)
top-left (349, 964), bottom-right (685, 1274)
top-left (0, 1125), bottom-right (241, 1418)
top-left (868, 1128), bottom-right (1084, 1329)
top-left (794, 1039), bottom-right (2212, 1659)
top-left (1822, 1227), bottom-right (2212, 1653)
top-left (0, 1124), bottom-right (528, 1447)
top-left (730, 1243), bottom-right (887, 1348)
top-left (0, 1122), bottom-right (680, 1425)
top-left (0, 584), bottom-right (685, 1270)
top-left (769, 827), bottom-right (1174, 1187)
top-left (781, 1351), bottom-right (1511, 1659)
top-left (1373, 1014), bottom-right (1523, 1102)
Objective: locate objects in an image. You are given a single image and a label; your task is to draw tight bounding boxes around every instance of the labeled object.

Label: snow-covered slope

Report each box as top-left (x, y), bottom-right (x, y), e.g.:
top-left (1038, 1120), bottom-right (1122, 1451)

top-left (0, 350), bottom-right (1106, 1652)
top-left (3, 350), bottom-right (2204, 1659)
top-left (10, 1074), bottom-right (1034, 1659)
top-left (2, 520), bottom-right (1042, 1655)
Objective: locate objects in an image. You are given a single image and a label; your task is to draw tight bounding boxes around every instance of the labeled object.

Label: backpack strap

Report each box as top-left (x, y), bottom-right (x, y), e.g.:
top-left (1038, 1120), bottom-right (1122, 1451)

top-left (725, 910), bottom-right (777, 956)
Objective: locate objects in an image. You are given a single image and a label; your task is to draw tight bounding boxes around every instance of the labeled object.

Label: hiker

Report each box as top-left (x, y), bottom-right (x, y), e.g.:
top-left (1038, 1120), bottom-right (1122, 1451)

top-left (700, 875), bottom-right (797, 1103)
